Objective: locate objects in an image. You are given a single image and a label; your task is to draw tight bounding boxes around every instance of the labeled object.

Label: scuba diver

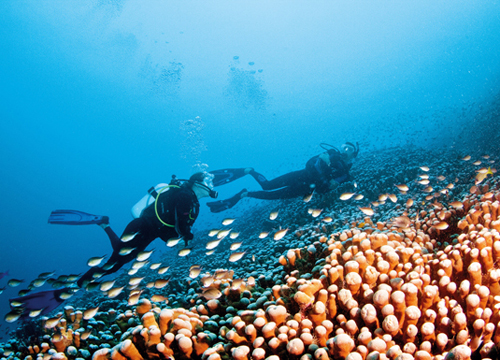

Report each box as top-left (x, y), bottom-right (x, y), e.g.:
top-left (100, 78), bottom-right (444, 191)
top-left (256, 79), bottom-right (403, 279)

top-left (207, 142), bottom-right (359, 213)
top-left (9, 172), bottom-right (217, 317)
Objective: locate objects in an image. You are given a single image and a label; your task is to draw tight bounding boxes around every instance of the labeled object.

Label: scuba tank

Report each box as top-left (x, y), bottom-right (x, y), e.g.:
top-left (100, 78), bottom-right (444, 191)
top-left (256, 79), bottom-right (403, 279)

top-left (131, 183), bottom-right (169, 218)
top-left (131, 176), bottom-right (183, 218)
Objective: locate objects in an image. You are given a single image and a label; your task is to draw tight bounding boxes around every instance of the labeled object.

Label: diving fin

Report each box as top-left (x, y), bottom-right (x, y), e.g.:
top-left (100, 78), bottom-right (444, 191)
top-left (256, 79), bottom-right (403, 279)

top-left (9, 287), bottom-right (77, 318)
top-left (210, 168), bottom-right (252, 187)
top-left (48, 210), bottom-right (109, 225)
top-left (207, 189), bottom-right (247, 213)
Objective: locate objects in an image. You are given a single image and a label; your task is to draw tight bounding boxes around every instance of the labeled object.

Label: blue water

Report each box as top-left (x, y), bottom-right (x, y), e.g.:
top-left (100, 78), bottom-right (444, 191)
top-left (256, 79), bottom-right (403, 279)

top-left (0, 0), bottom-right (499, 338)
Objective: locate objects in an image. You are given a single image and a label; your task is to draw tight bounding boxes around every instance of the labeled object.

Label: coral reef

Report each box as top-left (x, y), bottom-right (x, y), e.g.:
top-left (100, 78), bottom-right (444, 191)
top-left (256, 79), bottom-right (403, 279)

top-left (1, 147), bottom-right (499, 360)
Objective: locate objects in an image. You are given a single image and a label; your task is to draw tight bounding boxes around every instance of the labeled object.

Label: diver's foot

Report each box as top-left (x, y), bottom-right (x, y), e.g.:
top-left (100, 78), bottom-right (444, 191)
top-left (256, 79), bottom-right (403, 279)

top-left (98, 216), bottom-right (109, 228)
top-left (207, 189), bottom-right (248, 213)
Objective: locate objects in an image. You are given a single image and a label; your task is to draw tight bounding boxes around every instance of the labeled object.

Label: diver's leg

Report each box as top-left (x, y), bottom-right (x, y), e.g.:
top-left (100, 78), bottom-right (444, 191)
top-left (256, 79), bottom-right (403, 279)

top-left (249, 169), bottom-right (308, 191)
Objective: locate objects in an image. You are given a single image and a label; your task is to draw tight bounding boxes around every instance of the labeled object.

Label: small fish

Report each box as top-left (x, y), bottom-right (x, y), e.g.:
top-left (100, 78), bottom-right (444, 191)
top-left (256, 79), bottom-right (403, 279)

top-left (422, 186), bottom-right (433, 193)
top-left (86, 282), bottom-right (101, 291)
top-left (303, 192), bottom-right (314, 203)
top-left (128, 268), bottom-right (138, 276)
top-left (252, 255), bottom-right (255, 262)
top-left (355, 194), bottom-right (364, 200)
top-left (92, 271), bottom-right (105, 279)
top-left (132, 261), bottom-right (148, 269)
top-left (128, 292), bottom-right (141, 306)
top-left (17, 289), bottom-right (30, 297)
top-left (129, 277), bottom-right (144, 286)
top-left (10, 301), bottom-right (23, 307)
top-left (340, 192), bottom-right (356, 200)
top-left (477, 167), bottom-right (491, 174)
top-left (31, 278), bottom-right (47, 288)
top-left (229, 252), bottom-right (246, 262)
top-left (446, 183), bottom-right (455, 189)
top-left (419, 174), bottom-right (429, 179)
top-left (121, 232), bottom-right (140, 242)
top-left (391, 216), bottom-right (411, 229)
top-left (0, 271), bottom-right (10, 280)
top-left (434, 221), bottom-right (449, 230)
top-left (37, 271), bottom-right (55, 278)
top-left (206, 239), bottom-right (222, 250)
top-left (29, 309), bottom-right (43, 318)
top-left (136, 249), bottom-right (154, 262)
top-left (202, 288), bottom-right (222, 300)
top-left (44, 317), bottom-right (61, 329)
top-left (462, 155), bottom-right (471, 161)
top-left (378, 194), bottom-right (388, 201)
top-left (154, 279), bottom-right (170, 289)
top-left (4, 311), bottom-right (21, 323)
top-left (119, 247), bottom-right (136, 256)
top-left (107, 286), bottom-right (125, 298)
top-left (311, 209), bottom-right (323, 218)
top-left (151, 295), bottom-right (168, 303)
top-left (230, 242), bottom-right (243, 250)
top-left (59, 290), bottom-right (76, 300)
top-left (406, 199), bottom-right (414, 207)
top-left (8, 279), bottom-right (23, 287)
top-left (189, 267), bottom-right (202, 279)
top-left (437, 175), bottom-right (446, 181)
top-left (449, 201), bottom-right (464, 209)
top-left (274, 228), bottom-right (288, 241)
top-left (440, 189), bottom-right (449, 195)
top-left (482, 155), bottom-right (490, 159)
top-left (388, 194), bottom-right (398, 203)
top-left (358, 207), bottom-right (374, 216)
top-left (231, 279), bottom-right (245, 290)
top-left (208, 229), bottom-right (219, 237)
top-left (99, 280), bottom-right (115, 292)
top-left (206, 250), bottom-right (215, 255)
top-left (158, 266), bottom-right (170, 274)
top-left (222, 218), bottom-right (235, 226)
top-left (102, 262), bottom-right (117, 271)
top-left (395, 184), bottom-right (409, 192)
top-left (83, 307), bottom-right (99, 320)
top-left (87, 256), bottom-right (106, 267)
top-left (217, 229), bottom-right (231, 240)
top-left (178, 248), bottom-right (191, 257)
top-left (0, 286), bottom-right (7, 295)
top-left (322, 216), bottom-right (333, 223)
top-left (473, 160), bottom-right (482, 166)
top-left (420, 166), bottom-right (430, 172)
top-left (425, 195), bottom-right (434, 200)
top-left (229, 231), bottom-right (240, 239)
top-left (201, 276), bottom-right (214, 287)
top-left (166, 238), bottom-right (181, 247)
top-left (259, 232), bottom-right (269, 239)
top-left (81, 331), bottom-right (92, 341)
top-left (417, 179), bottom-right (430, 185)
top-left (269, 211), bottom-right (279, 220)
top-left (149, 263), bottom-right (161, 270)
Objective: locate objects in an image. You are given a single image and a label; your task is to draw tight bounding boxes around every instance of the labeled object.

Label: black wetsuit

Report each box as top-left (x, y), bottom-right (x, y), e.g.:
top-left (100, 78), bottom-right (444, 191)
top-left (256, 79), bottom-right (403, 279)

top-left (77, 185), bottom-right (199, 287)
top-left (247, 150), bottom-right (352, 200)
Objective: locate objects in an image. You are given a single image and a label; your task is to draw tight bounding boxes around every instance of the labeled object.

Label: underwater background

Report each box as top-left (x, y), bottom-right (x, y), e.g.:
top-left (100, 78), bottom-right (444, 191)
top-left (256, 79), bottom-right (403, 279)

top-left (1, 0), bottom-right (500, 343)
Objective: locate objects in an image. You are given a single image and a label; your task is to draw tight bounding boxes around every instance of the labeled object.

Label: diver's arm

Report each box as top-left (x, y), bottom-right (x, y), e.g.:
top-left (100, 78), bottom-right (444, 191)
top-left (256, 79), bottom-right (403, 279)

top-left (174, 192), bottom-right (195, 244)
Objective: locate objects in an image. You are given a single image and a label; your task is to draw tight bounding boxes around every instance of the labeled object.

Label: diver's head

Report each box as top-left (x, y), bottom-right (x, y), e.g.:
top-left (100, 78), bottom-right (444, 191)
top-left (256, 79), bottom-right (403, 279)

top-left (340, 142), bottom-right (359, 163)
top-left (189, 172), bottom-right (218, 199)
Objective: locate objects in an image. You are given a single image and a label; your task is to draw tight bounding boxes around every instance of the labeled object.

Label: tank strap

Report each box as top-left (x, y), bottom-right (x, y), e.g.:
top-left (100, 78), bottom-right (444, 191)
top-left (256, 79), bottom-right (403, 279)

top-left (148, 186), bottom-right (159, 198)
